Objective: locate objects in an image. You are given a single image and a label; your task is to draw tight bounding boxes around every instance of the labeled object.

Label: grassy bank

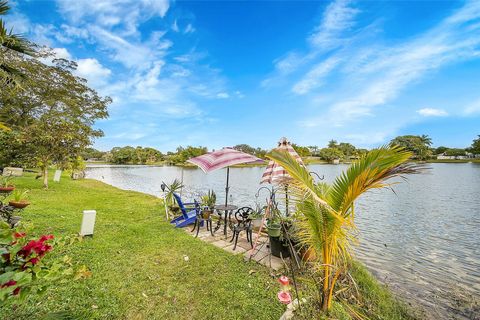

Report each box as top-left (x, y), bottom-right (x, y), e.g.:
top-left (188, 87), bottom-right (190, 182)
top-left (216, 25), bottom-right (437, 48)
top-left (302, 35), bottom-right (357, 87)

top-left (0, 173), bottom-right (283, 319)
top-left (1, 173), bottom-right (419, 319)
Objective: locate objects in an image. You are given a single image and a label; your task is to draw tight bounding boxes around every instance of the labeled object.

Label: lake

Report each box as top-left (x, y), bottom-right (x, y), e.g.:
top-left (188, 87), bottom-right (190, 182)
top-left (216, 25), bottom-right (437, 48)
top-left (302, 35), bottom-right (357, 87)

top-left (85, 163), bottom-right (480, 319)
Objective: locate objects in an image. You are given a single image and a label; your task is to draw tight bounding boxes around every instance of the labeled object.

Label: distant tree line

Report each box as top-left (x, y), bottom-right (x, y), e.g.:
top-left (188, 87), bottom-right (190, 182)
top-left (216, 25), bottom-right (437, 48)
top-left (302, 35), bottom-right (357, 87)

top-left (81, 134), bottom-right (480, 166)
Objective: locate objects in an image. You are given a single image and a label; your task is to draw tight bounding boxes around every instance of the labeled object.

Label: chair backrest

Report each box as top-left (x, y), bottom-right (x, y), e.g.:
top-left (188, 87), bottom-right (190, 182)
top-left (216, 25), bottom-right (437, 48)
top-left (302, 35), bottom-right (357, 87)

top-left (173, 193), bottom-right (200, 218)
top-left (173, 193), bottom-right (188, 218)
top-left (234, 207), bottom-right (254, 224)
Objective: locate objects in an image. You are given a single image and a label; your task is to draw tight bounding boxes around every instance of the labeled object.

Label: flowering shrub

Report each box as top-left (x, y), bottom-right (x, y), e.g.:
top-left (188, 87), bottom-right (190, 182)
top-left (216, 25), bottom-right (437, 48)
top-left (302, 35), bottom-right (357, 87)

top-left (0, 222), bottom-right (74, 302)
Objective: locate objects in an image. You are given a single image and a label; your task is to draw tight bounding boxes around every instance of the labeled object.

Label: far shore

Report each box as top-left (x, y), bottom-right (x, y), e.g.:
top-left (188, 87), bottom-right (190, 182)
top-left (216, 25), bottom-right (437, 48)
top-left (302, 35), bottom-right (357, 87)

top-left (85, 158), bottom-right (480, 167)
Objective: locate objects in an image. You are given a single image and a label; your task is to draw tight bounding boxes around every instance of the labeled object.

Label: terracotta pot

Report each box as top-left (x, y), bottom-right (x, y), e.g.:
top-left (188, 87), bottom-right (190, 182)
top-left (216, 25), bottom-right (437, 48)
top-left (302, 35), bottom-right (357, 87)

top-left (0, 186), bottom-right (15, 193)
top-left (8, 201), bottom-right (30, 209)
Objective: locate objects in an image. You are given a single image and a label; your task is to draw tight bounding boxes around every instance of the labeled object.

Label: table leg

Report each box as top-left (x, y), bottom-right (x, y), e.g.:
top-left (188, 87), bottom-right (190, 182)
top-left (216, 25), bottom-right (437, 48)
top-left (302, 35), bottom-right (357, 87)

top-left (213, 210), bottom-right (223, 233)
top-left (223, 210), bottom-right (228, 237)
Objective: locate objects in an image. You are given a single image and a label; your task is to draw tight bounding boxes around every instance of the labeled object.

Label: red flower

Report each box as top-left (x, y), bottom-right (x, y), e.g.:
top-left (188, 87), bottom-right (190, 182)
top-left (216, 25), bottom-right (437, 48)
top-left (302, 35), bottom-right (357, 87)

top-left (39, 234), bottom-right (54, 242)
top-left (1, 280), bottom-right (17, 288)
top-left (13, 287), bottom-right (21, 295)
top-left (14, 232), bottom-right (26, 239)
top-left (28, 257), bottom-right (39, 265)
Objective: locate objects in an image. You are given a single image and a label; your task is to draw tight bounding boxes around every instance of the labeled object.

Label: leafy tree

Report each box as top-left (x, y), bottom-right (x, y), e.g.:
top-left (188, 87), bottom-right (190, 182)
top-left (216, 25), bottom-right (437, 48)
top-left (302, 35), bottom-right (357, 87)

top-left (81, 147), bottom-right (105, 160)
top-left (469, 135), bottom-right (480, 154)
top-left (337, 142), bottom-right (356, 159)
top-left (167, 146), bottom-right (207, 164)
top-left (291, 143), bottom-right (311, 157)
top-left (444, 148), bottom-right (466, 156)
top-left (307, 145), bottom-right (319, 156)
top-left (434, 146), bottom-right (448, 154)
top-left (319, 148), bottom-right (343, 162)
top-left (328, 139), bottom-right (338, 148)
top-left (254, 147), bottom-right (267, 159)
top-left (233, 144), bottom-right (256, 155)
top-left (390, 135), bottom-right (433, 160)
top-left (0, 49), bottom-right (110, 188)
top-left (110, 147), bottom-right (136, 164)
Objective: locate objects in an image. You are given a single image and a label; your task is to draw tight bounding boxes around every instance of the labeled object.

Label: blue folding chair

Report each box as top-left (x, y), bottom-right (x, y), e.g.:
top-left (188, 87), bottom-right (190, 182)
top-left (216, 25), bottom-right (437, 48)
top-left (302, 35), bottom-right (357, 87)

top-left (170, 193), bottom-right (199, 228)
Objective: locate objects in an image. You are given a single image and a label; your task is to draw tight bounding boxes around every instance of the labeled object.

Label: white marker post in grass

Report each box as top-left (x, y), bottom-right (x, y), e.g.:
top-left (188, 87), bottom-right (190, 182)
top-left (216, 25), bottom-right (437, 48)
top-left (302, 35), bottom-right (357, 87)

top-left (80, 210), bottom-right (96, 236)
top-left (53, 170), bottom-right (62, 182)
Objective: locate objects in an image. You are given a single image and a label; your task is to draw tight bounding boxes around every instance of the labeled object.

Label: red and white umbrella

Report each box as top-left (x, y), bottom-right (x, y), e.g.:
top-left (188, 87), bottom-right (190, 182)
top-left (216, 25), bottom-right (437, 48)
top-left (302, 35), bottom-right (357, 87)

top-left (187, 147), bottom-right (263, 206)
top-left (188, 147), bottom-right (262, 173)
top-left (261, 137), bottom-right (304, 184)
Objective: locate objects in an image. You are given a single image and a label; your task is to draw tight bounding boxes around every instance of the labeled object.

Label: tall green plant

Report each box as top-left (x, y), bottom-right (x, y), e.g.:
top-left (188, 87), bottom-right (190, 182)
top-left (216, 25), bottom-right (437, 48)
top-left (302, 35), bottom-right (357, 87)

top-left (165, 179), bottom-right (184, 207)
top-left (267, 145), bottom-right (423, 312)
top-left (0, 0), bottom-right (34, 88)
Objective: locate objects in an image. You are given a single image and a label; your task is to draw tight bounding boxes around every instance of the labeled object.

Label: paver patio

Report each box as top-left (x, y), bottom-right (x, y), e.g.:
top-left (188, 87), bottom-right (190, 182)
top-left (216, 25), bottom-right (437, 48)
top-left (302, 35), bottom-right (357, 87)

top-left (183, 226), bottom-right (287, 270)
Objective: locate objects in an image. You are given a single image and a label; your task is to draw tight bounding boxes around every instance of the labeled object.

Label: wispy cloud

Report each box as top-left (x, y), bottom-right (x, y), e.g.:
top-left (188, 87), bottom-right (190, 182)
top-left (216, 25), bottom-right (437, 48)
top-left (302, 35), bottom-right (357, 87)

top-left (417, 108), bottom-right (448, 117)
top-left (262, 0), bottom-right (360, 88)
top-left (269, 0), bottom-right (480, 143)
top-left (464, 98), bottom-right (480, 115)
top-left (292, 56), bottom-right (340, 94)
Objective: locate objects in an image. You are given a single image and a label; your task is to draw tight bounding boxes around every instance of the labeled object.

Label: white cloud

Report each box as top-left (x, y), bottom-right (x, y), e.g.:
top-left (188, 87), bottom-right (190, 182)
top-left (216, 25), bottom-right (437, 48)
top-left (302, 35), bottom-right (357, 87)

top-left (75, 58), bottom-right (112, 87)
top-left (417, 108), bottom-right (448, 117)
top-left (262, 0), bottom-right (360, 87)
top-left (216, 92), bottom-right (230, 99)
top-left (172, 19), bottom-right (179, 32)
top-left (308, 0), bottom-right (360, 48)
top-left (184, 23), bottom-right (195, 34)
top-left (292, 56), bottom-right (340, 94)
top-left (52, 47), bottom-right (72, 60)
top-left (56, 0), bottom-right (170, 35)
top-left (464, 98), bottom-right (480, 115)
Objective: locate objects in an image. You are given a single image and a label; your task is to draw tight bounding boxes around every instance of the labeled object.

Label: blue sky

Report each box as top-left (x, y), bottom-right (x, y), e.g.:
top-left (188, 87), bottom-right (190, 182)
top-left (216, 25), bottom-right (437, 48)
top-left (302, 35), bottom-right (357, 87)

top-left (6, 0), bottom-right (480, 151)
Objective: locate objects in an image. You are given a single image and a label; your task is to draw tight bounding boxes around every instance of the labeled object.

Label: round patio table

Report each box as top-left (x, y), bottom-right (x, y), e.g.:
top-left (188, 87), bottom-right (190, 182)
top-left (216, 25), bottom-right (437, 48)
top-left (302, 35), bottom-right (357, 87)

top-left (214, 204), bottom-right (238, 237)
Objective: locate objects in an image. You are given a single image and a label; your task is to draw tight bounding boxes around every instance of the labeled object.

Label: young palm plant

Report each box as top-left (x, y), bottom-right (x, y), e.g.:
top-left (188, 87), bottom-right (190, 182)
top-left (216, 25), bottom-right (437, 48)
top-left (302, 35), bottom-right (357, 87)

top-left (0, 0), bottom-right (34, 87)
top-left (267, 145), bottom-right (423, 312)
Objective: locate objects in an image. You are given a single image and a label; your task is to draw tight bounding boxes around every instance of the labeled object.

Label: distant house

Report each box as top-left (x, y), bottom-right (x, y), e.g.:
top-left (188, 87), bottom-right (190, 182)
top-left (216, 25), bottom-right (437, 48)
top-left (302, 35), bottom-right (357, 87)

top-left (437, 154), bottom-right (456, 160)
top-left (437, 152), bottom-right (471, 160)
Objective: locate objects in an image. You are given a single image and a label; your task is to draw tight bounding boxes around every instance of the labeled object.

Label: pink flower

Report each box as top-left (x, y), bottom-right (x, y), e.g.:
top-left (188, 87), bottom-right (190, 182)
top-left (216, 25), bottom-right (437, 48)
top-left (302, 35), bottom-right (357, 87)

top-left (277, 291), bottom-right (292, 304)
top-left (278, 276), bottom-right (289, 286)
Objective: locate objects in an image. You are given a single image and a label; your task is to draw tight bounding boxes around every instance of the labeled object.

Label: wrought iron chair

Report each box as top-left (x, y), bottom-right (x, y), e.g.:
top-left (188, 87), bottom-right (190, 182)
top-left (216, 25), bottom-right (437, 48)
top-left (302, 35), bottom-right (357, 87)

top-left (230, 207), bottom-right (254, 250)
top-left (191, 205), bottom-right (214, 238)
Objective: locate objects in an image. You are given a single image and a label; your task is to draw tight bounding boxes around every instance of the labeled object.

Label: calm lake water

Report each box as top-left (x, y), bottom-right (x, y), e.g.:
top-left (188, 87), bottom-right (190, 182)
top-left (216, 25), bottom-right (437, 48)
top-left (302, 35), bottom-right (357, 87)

top-left (85, 163), bottom-right (480, 319)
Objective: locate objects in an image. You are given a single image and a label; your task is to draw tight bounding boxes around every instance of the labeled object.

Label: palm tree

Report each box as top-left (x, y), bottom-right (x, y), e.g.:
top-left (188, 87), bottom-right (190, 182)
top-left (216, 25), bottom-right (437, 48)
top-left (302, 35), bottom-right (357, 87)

top-left (267, 145), bottom-right (423, 312)
top-left (0, 0), bottom-right (34, 87)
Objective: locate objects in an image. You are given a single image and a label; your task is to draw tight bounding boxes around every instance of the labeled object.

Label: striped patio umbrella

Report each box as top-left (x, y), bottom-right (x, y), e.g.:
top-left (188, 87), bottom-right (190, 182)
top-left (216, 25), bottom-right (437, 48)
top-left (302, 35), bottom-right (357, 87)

top-left (261, 137), bottom-right (304, 184)
top-left (261, 137), bottom-right (305, 216)
top-left (187, 148), bottom-right (263, 206)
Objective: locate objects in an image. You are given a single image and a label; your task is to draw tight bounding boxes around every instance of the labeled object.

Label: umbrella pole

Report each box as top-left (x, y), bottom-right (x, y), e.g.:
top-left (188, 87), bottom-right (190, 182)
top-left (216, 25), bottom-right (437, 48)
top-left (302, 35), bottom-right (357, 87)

top-left (224, 167), bottom-right (230, 236)
top-left (225, 167), bottom-right (230, 206)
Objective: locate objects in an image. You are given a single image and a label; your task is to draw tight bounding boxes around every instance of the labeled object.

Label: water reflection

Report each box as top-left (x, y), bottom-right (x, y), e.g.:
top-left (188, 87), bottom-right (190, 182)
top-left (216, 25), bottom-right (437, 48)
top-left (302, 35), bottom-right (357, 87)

top-left (86, 163), bottom-right (480, 319)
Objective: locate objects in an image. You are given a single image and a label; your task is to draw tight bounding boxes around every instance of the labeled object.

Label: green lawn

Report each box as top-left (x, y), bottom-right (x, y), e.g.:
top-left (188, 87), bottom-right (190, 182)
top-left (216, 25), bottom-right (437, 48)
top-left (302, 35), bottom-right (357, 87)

top-left (1, 173), bottom-right (283, 319)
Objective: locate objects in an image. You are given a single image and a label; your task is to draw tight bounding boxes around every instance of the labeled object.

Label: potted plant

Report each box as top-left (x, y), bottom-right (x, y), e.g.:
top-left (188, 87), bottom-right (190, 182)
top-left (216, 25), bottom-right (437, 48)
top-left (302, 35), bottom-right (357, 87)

top-left (0, 176), bottom-right (15, 193)
top-left (250, 209), bottom-right (264, 231)
top-left (9, 189), bottom-right (30, 209)
top-left (200, 190), bottom-right (216, 219)
top-left (266, 217), bottom-right (281, 237)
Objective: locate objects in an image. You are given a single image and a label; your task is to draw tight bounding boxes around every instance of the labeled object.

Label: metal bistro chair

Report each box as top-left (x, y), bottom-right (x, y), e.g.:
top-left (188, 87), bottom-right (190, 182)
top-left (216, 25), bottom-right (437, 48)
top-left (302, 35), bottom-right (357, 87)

top-left (191, 204), bottom-right (214, 238)
top-left (230, 207), bottom-right (254, 250)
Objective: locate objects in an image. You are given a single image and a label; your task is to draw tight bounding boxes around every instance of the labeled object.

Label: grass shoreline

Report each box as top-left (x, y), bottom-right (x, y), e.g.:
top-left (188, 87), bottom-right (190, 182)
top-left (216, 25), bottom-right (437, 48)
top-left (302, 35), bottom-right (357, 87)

top-left (1, 173), bottom-right (420, 319)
